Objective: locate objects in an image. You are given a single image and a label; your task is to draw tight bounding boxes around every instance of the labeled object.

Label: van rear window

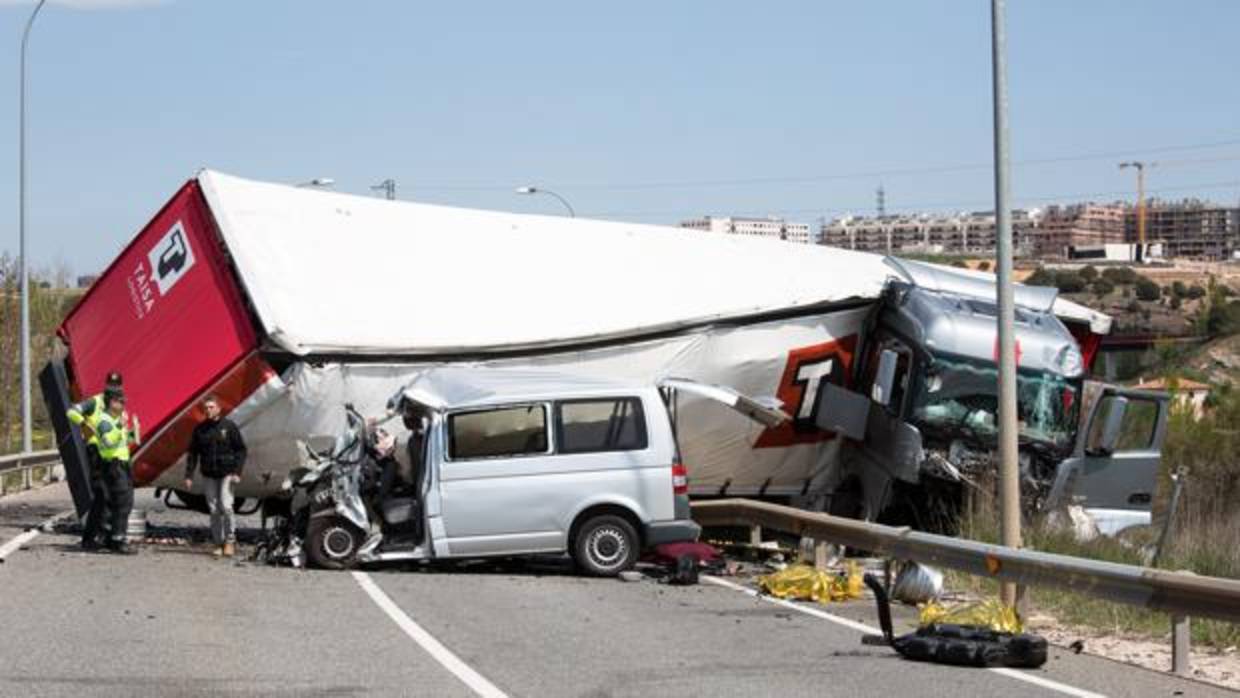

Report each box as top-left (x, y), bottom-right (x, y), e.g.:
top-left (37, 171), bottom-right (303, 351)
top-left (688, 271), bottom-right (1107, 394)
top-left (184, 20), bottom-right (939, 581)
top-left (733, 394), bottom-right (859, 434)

top-left (449, 405), bottom-right (548, 460)
top-left (556, 398), bottom-right (648, 454)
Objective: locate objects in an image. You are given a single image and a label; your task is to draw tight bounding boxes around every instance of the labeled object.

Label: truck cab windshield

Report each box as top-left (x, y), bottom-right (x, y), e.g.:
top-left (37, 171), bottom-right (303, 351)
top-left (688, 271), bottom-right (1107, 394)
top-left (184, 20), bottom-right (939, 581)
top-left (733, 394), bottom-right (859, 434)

top-left (910, 354), bottom-right (1080, 451)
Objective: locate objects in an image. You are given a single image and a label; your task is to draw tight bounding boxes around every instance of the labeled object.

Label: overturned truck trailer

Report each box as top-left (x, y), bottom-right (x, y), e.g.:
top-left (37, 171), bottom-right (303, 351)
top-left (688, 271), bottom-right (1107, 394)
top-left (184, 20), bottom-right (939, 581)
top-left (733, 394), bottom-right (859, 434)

top-left (43, 171), bottom-right (1166, 534)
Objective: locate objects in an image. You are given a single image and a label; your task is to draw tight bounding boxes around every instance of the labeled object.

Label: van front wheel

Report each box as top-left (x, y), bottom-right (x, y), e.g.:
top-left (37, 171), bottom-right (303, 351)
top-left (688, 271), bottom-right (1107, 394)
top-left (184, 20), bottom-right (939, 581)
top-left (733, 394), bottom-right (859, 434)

top-left (306, 516), bottom-right (363, 570)
top-left (573, 515), bottom-right (638, 577)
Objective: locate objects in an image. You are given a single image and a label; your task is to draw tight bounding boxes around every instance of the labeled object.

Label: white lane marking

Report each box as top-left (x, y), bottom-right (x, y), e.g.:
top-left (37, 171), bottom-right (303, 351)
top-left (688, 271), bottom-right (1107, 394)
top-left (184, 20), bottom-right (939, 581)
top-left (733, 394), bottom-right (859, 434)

top-left (352, 571), bottom-right (509, 698)
top-left (0, 512), bottom-right (71, 562)
top-left (702, 575), bottom-right (1106, 698)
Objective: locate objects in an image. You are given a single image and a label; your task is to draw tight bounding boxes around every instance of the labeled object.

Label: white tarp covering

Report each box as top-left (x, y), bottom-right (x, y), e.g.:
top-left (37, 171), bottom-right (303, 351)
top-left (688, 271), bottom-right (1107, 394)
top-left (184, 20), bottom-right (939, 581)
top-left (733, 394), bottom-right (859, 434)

top-left (156, 307), bottom-right (871, 499)
top-left (198, 170), bottom-right (892, 356)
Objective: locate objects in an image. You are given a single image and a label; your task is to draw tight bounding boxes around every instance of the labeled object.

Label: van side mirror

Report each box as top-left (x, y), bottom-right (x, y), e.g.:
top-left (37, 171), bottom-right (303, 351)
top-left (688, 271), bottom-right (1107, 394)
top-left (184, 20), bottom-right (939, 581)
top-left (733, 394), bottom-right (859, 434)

top-left (1089, 395), bottom-right (1129, 455)
top-left (871, 349), bottom-right (899, 406)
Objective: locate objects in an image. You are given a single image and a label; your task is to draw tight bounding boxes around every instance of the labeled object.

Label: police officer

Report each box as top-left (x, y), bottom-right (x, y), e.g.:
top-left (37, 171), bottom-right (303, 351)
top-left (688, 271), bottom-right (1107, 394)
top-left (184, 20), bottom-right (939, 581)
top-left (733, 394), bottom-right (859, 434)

top-left (95, 391), bottom-right (139, 555)
top-left (66, 371), bottom-right (133, 550)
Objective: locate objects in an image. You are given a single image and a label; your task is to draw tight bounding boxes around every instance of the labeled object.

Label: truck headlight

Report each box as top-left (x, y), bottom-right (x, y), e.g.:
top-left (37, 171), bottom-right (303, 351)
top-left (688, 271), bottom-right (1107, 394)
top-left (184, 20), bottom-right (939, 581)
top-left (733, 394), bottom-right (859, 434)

top-left (1057, 346), bottom-right (1084, 377)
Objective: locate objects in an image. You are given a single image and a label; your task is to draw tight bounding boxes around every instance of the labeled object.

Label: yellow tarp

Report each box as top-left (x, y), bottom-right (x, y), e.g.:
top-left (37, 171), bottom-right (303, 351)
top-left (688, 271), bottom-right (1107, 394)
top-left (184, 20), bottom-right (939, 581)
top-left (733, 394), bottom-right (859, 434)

top-left (919, 599), bottom-right (1023, 634)
top-left (758, 563), bottom-right (863, 604)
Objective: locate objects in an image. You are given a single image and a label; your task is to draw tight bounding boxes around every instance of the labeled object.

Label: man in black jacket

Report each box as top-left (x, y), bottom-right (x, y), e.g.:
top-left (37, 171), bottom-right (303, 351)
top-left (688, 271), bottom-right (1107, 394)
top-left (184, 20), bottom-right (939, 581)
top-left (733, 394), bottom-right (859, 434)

top-left (183, 395), bottom-right (247, 558)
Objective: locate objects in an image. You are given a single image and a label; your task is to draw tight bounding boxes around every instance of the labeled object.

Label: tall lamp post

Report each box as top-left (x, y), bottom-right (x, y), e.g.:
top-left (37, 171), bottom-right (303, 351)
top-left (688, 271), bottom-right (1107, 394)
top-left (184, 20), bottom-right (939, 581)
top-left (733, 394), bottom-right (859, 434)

top-left (515, 186), bottom-right (575, 217)
top-left (19, 0), bottom-right (49, 453)
top-left (990, 0), bottom-right (1021, 607)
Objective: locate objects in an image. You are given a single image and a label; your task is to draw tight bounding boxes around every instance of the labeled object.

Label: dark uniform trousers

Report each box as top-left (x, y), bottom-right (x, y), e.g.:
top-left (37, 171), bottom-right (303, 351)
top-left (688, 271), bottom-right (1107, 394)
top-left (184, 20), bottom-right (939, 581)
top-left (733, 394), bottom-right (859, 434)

top-left (81, 445), bottom-right (112, 545)
top-left (101, 459), bottom-right (133, 546)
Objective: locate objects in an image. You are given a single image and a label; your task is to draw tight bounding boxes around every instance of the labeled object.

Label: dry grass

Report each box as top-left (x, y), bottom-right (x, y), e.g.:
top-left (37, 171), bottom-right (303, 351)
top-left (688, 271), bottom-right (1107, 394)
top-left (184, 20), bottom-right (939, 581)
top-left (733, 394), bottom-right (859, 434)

top-left (953, 483), bottom-right (1240, 650)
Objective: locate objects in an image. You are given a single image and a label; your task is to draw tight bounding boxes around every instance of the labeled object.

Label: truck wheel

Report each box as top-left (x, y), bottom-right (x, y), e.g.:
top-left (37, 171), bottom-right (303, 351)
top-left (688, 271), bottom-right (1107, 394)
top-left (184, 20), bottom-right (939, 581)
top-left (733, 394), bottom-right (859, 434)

top-left (573, 515), bottom-right (638, 577)
top-left (306, 516), bottom-right (363, 570)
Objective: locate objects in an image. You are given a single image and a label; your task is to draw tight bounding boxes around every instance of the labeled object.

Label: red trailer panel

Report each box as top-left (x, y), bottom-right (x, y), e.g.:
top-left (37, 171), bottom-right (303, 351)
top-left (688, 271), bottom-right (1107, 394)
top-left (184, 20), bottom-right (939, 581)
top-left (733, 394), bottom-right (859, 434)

top-left (58, 180), bottom-right (259, 462)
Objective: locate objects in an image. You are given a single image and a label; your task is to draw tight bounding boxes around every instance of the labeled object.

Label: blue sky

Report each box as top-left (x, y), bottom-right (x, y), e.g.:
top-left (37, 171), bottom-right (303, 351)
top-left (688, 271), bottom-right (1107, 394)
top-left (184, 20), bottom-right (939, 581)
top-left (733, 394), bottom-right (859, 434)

top-left (2, 0), bottom-right (1239, 274)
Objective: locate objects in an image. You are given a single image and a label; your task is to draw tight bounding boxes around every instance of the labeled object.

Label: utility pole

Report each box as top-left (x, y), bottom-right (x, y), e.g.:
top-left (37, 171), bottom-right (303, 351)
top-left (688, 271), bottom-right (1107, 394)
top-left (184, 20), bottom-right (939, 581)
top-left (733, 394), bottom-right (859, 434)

top-left (1119, 161), bottom-right (1155, 246)
top-left (371, 179), bottom-right (396, 200)
top-left (19, 0), bottom-right (49, 453)
top-left (990, 0), bottom-right (1021, 607)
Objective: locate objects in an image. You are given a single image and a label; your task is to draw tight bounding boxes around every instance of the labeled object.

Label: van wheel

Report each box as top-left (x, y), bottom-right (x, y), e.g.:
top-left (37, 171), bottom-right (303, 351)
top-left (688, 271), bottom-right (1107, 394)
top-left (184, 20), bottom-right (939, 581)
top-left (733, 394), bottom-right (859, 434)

top-left (573, 515), bottom-right (638, 577)
top-left (306, 516), bottom-right (363, 570)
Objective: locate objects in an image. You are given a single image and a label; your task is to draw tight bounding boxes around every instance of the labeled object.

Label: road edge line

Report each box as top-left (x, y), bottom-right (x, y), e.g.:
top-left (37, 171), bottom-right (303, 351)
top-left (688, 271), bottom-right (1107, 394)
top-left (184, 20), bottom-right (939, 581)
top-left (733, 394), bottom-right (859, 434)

top-left (0, 511), bottom-right (72, 562)
top-left (701, 575), bottom-right (1106, 698)
top-left (352, 571), bottom-right (509, 698)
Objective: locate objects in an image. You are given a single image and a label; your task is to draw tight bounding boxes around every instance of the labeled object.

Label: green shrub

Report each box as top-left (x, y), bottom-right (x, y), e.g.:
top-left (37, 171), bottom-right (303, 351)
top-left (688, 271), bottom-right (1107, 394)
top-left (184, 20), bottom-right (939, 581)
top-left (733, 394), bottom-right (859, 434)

top-left (1056, 272), bottom-right (1087, 294)
top-left (1135, 277), bottom-right (1161, 301)
top-left (1102, 266), bottom-right (1139, 285)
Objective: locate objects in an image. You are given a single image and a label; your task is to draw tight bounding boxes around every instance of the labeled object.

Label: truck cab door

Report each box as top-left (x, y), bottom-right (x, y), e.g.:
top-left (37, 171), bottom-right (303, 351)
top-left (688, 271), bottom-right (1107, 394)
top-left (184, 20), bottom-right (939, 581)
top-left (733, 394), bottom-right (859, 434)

top-left (1071, 385), bottom-right (1170, 534)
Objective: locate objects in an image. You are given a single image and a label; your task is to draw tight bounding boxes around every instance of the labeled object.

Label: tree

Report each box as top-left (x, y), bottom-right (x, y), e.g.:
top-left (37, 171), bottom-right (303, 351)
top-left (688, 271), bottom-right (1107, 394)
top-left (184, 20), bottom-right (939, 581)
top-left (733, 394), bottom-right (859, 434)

top-left (1080, 265), bottom-right (1099, 282)
top-left (1172, 281), bottom-right (1188, 298)
top-left (1186, 284), bottom-right (1207, 300)
top-left (1170, 295), bottom-right (1182, 310)
top-left (1091, 279), bottom-right (1115, 297)
top-left (977, 260), bottom-right (991, 272)
top-left (1135, 277), bottom-right (1161, 301)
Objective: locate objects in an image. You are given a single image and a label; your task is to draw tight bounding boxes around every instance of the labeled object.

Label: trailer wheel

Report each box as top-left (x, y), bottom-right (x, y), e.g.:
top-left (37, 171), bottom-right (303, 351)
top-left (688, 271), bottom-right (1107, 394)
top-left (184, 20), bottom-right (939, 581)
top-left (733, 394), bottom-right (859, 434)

top-left (306, 516), bottom-right (363, 570)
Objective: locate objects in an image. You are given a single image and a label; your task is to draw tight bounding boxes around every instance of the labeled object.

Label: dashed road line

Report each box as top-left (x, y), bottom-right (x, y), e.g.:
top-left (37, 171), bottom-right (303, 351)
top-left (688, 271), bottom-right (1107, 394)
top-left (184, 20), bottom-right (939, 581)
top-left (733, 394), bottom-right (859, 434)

top-left (352, 571), bottom-right (509, 698)
top-left (702, 574), bottom-right (1107, 698)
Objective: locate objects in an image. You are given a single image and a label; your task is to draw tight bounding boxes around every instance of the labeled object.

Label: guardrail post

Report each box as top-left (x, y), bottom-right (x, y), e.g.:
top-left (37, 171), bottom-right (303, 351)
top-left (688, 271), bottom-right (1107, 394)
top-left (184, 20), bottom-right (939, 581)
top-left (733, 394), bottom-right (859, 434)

top-left (1172, 614), bottom-right (1190, 675)
top-left (749, 525), bottom-right (762, 546)
top-left (814, 539), bottom-right (829, 570)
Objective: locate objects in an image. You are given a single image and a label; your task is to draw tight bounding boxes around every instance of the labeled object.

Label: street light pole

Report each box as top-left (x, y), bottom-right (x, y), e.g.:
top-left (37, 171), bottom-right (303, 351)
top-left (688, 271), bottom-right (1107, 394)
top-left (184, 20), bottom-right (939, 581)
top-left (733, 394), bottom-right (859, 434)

top-left (990, 0), bottom-right (1021, 607)
top-left (19, 0), bottom-right (49, 453)
top-left (515, 186), bottom-right (575, 217)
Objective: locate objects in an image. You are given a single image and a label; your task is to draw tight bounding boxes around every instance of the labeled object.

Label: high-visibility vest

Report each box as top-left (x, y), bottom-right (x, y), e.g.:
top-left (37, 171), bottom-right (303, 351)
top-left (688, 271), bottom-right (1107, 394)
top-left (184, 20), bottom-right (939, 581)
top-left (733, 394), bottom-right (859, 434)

top-left (66, 394), bottom-right (107, 448)
top-left (96, 411), bottom-right (133, 462)
top-left (67, 394), bottom-right (136, 449)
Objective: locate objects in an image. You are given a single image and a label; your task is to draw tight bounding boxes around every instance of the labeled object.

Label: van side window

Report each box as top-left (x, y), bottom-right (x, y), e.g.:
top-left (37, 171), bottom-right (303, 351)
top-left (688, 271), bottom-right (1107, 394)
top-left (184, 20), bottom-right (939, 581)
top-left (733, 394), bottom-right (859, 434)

top-left (448, 405), bottom-right (548, 460)
top-left (556, 398), bottom-right (648, 454)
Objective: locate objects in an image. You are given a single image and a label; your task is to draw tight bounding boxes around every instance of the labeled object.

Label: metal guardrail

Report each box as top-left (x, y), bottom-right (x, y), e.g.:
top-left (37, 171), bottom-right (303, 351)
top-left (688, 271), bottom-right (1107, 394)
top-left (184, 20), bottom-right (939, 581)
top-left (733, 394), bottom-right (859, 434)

top-left (692, 498), bottom-right (1240, 625)
top-left (0, 450), bottom-right (60, 495)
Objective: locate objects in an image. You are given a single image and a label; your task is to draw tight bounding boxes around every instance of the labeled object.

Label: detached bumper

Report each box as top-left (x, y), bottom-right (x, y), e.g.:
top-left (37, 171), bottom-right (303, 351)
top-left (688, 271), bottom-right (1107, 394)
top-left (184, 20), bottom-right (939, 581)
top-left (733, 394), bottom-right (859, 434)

top-left (644, 520), bottom-right (701, 546)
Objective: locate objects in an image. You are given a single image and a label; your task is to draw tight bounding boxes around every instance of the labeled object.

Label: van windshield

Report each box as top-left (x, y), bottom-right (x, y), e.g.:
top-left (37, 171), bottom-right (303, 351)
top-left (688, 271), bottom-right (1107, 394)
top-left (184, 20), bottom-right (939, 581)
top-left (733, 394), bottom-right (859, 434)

top-left (910, 354), bottom-right (1080, 451)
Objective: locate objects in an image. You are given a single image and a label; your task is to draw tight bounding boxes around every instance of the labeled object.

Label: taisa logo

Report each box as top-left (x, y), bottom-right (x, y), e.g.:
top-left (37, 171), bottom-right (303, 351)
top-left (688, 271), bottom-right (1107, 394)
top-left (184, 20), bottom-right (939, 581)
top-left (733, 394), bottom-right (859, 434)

top-left (127, 220), bottom-right (197, 319)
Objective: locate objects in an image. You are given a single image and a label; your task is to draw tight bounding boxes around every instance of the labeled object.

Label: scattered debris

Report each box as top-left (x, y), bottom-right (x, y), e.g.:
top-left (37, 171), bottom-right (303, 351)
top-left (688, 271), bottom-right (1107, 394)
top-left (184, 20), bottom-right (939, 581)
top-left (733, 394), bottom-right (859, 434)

top-left (919, 598), bottom-right (1023, 634)
top-left (758, 562), bottom-right (862, 604)
top-left (618, 570), bottom-right (643, 583)
top-left (890, 561), bottom-right (944, 604)
top-left (1069, 639), bottom-right (1085, 654)
top-left (863, 574), bottom-right (1048, 669)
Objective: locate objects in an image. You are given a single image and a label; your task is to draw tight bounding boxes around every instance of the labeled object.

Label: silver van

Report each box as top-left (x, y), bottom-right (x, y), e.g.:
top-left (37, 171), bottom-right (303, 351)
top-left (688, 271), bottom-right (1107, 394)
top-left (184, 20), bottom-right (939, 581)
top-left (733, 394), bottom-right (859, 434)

top-left (288, 367), bottom-right (787, 575)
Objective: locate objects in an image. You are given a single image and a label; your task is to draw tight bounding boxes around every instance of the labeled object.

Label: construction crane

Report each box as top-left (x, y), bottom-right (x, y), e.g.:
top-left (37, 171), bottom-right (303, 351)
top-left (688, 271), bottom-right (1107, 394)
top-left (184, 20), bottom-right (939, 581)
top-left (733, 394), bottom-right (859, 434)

top-left (1119, 161), bottom-right (1156, 245)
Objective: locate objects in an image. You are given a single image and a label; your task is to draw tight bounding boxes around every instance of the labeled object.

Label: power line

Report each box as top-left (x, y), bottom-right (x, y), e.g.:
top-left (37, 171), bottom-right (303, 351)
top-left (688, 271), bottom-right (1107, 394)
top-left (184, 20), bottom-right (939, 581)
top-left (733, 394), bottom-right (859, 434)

top-left (408, 136), bottom-right (1240, 192)
top-left (579, 179), bottom-right (1240, 221)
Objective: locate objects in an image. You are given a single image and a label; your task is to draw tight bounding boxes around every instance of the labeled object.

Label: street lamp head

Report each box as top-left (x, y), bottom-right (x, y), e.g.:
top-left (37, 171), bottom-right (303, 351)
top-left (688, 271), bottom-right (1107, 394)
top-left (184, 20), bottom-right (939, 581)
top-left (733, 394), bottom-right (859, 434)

top-left (515, 186), bottom-right (537, 195)
top-left (297, 177), bottom-right (336, 188)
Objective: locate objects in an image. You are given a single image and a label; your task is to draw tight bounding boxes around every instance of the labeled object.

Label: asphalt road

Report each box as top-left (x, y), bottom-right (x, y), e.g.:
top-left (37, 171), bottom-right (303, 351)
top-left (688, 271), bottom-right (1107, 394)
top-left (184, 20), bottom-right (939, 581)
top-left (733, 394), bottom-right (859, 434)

top-left (0, 484), bottom-right (1232, 698)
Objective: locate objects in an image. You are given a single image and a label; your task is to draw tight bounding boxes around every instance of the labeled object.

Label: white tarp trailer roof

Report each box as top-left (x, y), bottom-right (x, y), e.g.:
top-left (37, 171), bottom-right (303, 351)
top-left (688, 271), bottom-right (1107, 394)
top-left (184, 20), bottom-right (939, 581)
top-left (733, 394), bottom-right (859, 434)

top-left (199, 170), bottom-right (894, 356)
top-left (198, 170), bottom-right (1109, 356)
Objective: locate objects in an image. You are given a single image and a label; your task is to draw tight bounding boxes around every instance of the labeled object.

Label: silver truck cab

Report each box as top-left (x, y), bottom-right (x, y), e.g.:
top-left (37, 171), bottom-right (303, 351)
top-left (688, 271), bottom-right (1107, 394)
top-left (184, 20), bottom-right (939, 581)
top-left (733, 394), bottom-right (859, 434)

top-left (820, 259), bottom-right (1170, 535)
top-left (387, 367), bottom-right (784, 575)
